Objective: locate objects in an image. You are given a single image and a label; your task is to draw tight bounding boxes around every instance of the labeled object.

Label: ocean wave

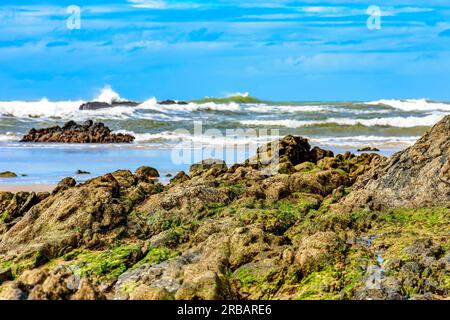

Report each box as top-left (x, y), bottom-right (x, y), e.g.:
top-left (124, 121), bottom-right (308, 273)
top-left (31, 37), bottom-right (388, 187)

top-left (0, 132), bottom-right (20, 142)
top-left (0, 99), bottom-right (84, 118)
top-left (366, 99), bottom-right (450, 111)
top-left (93, 86), bottom-right (126, 104)
top-left (311, 135), bottom-right (419, 148)
top-left (114, 130), bottom-right (280, 146)
top-left (139, 99), bottom-right (242, 113)
top-left (113, 130), bottom-right (419, 150)
top-left (244, 104), bottom-right (392, 114)
top-left (240, 113), bottom-right (446, 128)
top-left (0, 97), bottom-right (186, 121)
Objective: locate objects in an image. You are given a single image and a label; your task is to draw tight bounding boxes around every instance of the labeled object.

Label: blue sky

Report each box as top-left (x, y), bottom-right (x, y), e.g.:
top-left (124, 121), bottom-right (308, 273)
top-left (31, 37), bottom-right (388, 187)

top-left (0, 0), bottom-right (450, 101)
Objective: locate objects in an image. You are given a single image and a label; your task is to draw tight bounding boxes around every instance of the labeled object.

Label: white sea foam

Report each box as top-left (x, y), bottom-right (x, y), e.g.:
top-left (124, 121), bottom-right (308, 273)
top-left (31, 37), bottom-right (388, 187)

top-left (310, 135), bottom-right (419, 148)
top-left (115, 130), bottom-right (279, 146)
top-left (0, 132), bottom-right (20, 142)
top-left (226, 92), bottom-right (249, 98)
top-left (0, 96), bottom-right (185, 121)
top-left (147, 101), bottom-right (242, 113)
top-left (112, 129), bottom-right (419, 150)
top-left (366, 99), bottom-right (450, 111)
top-left (246, 105), bottom-right (329, 113)
top-left (0, 99), bottom-right (84, 118)
top-left (240, 113), bottom-right (446, 128)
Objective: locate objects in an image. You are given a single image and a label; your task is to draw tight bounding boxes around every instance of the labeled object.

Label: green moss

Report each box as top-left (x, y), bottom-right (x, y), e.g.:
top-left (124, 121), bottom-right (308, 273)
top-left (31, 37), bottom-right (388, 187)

top-left (377, 207), bottom-right (450, 225)
top-left (235, 195), bottom-right (322, 235)
top-left (218, 181), bottom-right (246, 198)
top-left (0, 261), bottom-right (13, 284)
top-left (0, 210), bottom-right (9, 222)
top-left (236, 268), bottom-right (260, 286)
top-left (64, 244), bottom-right (143, 280)
top-left (2, 250), bottom-right (51, 279)
top-left (296, 267), bottom-right (341, 300)
top-left (161, 218), bottom-right (181, 231)
top-left (234, 263), bottom-right (283, 299)
top-left (133, 247), bottom-right (179, 269)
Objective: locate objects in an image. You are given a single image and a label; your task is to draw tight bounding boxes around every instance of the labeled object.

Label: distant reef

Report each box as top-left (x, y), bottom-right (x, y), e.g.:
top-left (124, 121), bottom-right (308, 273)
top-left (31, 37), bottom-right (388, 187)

top-left (20, 120), bottom-right (135, 143)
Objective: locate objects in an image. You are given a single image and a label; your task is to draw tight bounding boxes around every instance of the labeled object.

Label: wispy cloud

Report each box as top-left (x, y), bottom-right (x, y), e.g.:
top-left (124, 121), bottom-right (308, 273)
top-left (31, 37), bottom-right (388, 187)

top-left (127, 0), bottom-right (201, 10)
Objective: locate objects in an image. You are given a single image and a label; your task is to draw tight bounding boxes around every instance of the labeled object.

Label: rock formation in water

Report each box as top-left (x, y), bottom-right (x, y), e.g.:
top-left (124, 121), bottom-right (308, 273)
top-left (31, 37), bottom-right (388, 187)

top-left (158, 100), bottom-right (188, 105)
top-left (1, 118), bottom-right (449, 300)
top-left (79, 101), bottom-right (139, 110)
top-left (0, 172), bottom-right (17, 178)
top-left (79, 100), bottom-right (188, 110)
top-left (20, 120), bottom-right (135, 144)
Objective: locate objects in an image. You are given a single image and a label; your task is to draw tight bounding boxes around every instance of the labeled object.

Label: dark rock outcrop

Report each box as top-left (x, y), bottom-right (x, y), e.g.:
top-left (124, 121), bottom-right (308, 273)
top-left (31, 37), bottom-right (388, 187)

top-left (357, 147), bottom-right (380, 152)
top-left (20, 121), bottom-right (135, 144)
top-left (75, 170), bottom-right (90, 175)
top-left (336, 115), bottom-right (450, 211)
top-left (79, 101), bottom-right (139, 110)
top-left (0, 172), bottom-right (17, 178)
top-left (158, 100), bottom-right (188, 105)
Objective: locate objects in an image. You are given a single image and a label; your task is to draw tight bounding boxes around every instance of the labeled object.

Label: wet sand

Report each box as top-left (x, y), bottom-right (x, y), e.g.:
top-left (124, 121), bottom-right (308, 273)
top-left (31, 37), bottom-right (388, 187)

top-left (0, 185), bottom-right (55, 193)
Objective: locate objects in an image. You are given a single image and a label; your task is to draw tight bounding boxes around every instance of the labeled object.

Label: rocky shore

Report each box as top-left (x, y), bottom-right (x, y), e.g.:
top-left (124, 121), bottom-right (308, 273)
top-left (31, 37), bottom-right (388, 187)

top-left (0, 116), bottom-right (448, 300)
top-left (20, 121), bottom-right (135, 144)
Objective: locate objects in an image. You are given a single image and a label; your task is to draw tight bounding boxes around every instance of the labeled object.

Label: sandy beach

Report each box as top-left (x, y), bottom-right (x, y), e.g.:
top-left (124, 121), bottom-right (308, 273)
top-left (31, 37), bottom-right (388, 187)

top-left (0, 185), bottom-right (55, 193)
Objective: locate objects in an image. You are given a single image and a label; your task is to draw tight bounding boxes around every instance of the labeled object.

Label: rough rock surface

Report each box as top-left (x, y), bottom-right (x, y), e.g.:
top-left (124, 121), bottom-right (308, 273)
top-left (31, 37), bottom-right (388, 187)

top-left (337, 115), bottom-right (450, 212)
top-left (20, 120), bottom-right (135, 144)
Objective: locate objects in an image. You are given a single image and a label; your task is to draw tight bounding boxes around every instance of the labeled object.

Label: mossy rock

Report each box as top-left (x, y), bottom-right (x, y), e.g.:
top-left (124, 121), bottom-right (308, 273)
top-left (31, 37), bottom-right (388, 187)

top-left (63, 244), bottom-right (144, 280)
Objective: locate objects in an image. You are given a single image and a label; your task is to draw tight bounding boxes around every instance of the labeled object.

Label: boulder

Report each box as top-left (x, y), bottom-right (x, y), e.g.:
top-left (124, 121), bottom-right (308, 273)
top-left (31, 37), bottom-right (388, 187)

top-left (337, 115), bottom-right (450, 211)
top-left (294, 231), bottom-right (347, 275)
top-left (135, 166), bottom-right (159, 182)
top-left (248, 135), bottom-right (334, 172)
top-left (169, 171), bottom-right (190, 185)
top-left (189, 159), bottom-right (227, 177)
top-left (0, 172), bottom-right (148, 267)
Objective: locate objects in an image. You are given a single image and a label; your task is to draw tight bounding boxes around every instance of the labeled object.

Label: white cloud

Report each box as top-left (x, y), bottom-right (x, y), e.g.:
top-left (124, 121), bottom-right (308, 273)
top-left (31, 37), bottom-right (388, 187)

top-left (128, 0), bottom-right (166, 9)
top-left (127, 0), bottom-right (201, 10)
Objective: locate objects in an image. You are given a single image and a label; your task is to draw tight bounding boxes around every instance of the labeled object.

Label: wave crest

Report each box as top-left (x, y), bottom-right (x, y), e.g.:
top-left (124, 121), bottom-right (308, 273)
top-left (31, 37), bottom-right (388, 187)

top-left (366, 99), bottom-right (450, 111)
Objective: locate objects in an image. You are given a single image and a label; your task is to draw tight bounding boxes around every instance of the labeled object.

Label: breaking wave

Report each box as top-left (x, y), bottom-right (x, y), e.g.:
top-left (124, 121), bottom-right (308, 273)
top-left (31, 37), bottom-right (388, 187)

top-left (366, 99), bottom-right (450, 112)
top-left (93, 86), bottom-right (125, 104)
top-left (240, 113), bottom-right (446, 128)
